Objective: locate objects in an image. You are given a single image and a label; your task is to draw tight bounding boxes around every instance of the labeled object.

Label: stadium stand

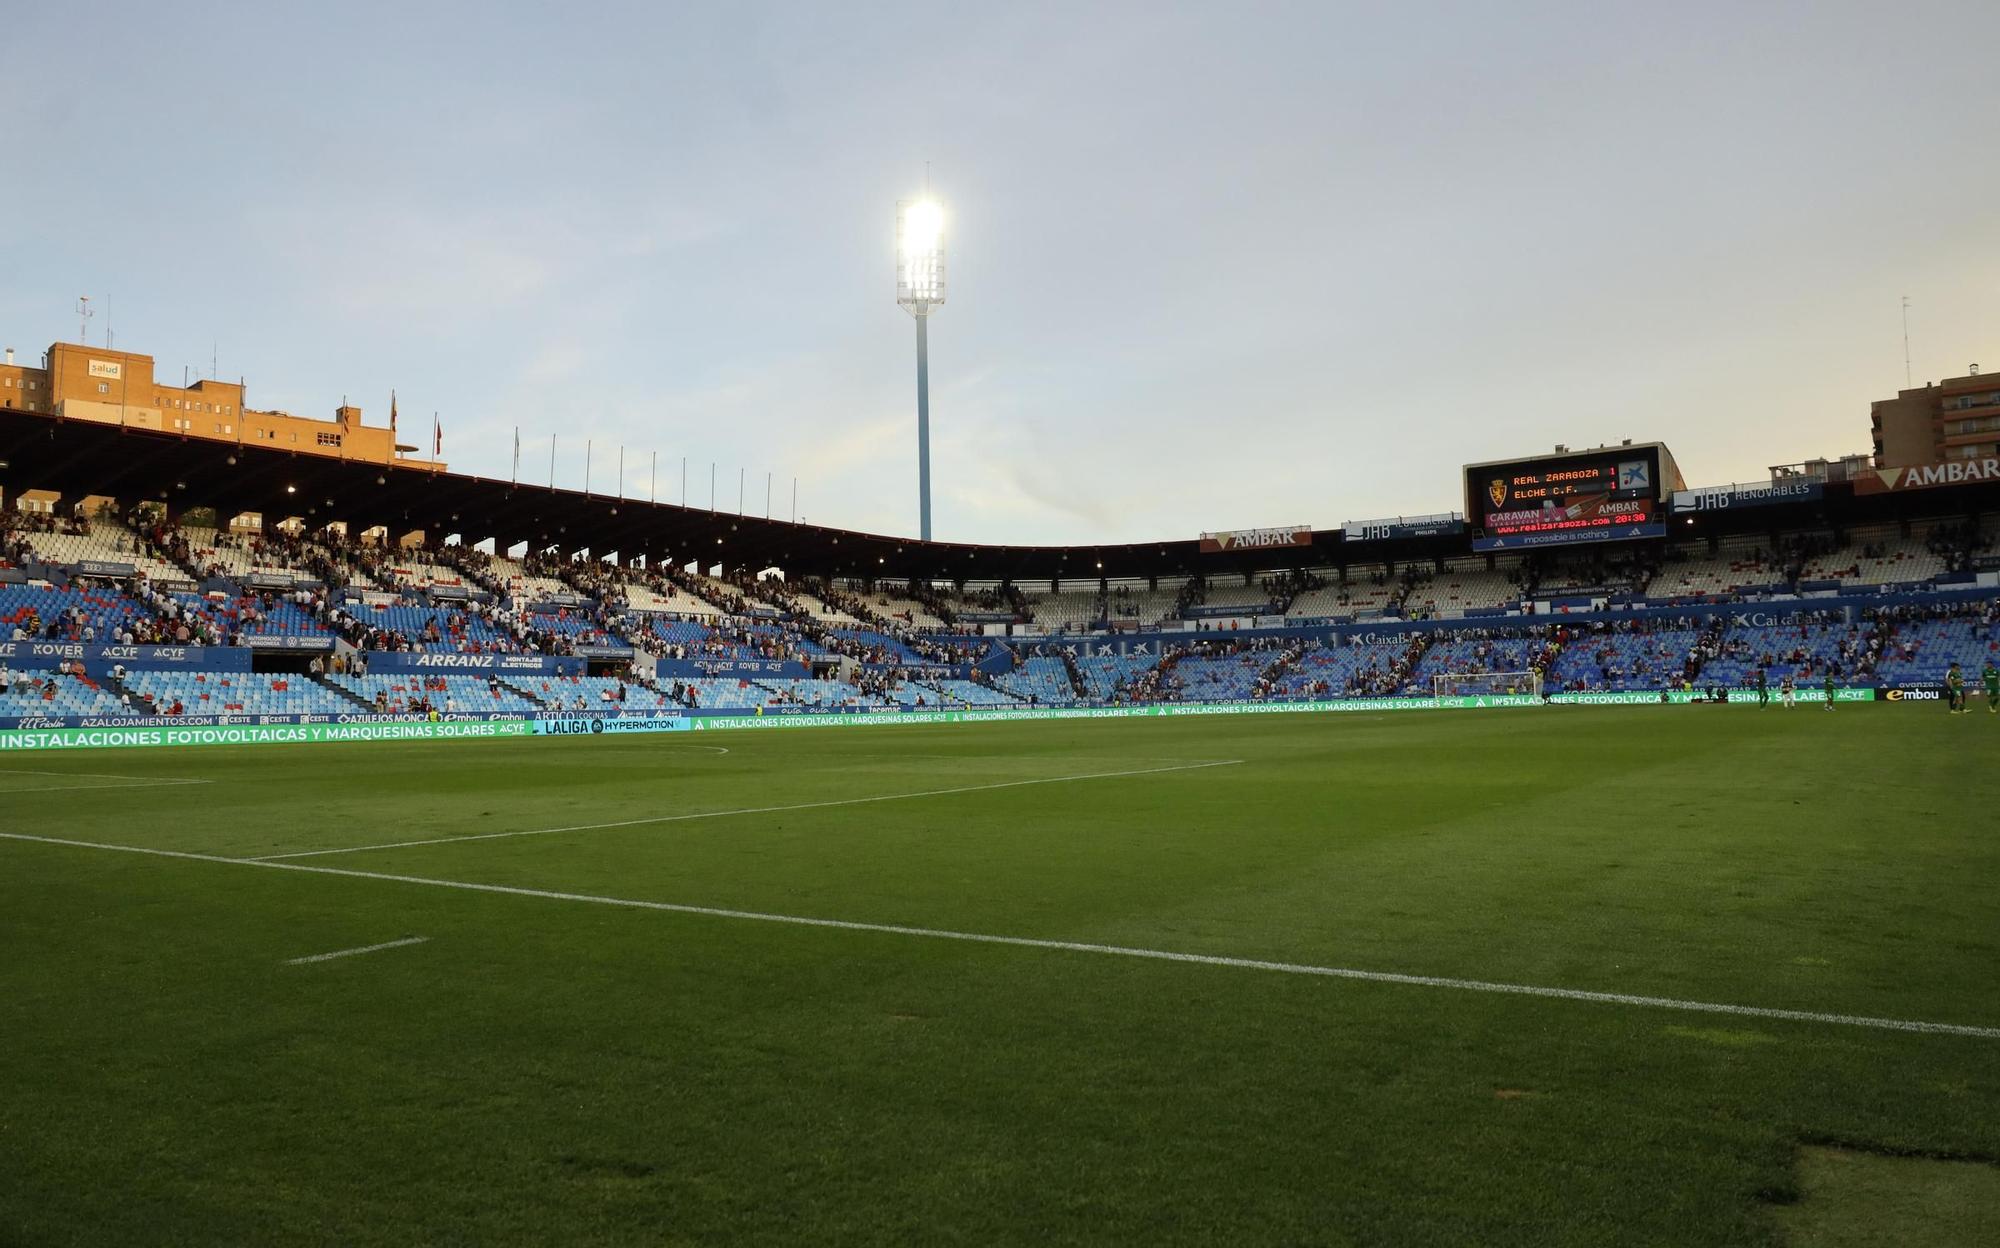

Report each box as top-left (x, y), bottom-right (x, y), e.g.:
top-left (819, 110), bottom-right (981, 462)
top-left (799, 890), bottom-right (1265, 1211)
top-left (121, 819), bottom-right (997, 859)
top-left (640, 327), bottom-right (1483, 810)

top-left (0, 666), bottom-right (132, 716)
top-left (1074, 652), bottom-right (1160, 699)
top-left (1023, 588), bottom-right (1104, 632)
top-left (1544, 626), bottom-right (1702, 691)
top-left (1099, 583), bottom-right (1181, 628)
top-left (325, 673), bottom-right (544, 715)
top-left (854, 585), bottom-right (950, 629)
top-left (1651, 538), bottom-right (1779, 598)
top-left (1870, 613), bottom-right (2000, 684)
top-left (991, 655), bottom-right (1075, 703)
top-left (2, 583), bottom-right (158, 643)
top-left (1172, 647), bottom-right (1282, 700)
top-left (905, 678), bottom-right (1020, 707)
top-left (1402, 560), bottom-right (1523, 618)
top-left (175, 591), bottom-right (334, 643)
top-left (119, 670), bottom-right (356, 717)
top-left (1285, 570), bottom-right (1405, 619)
top-left (27, 515), bottom-right (194, 584)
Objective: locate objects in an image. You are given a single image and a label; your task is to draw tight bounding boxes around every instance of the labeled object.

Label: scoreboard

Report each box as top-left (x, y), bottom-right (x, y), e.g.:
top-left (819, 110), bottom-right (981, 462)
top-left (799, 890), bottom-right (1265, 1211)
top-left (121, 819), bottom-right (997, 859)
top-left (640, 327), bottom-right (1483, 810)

top-left (1464, 445), bottom-right (1679, 552)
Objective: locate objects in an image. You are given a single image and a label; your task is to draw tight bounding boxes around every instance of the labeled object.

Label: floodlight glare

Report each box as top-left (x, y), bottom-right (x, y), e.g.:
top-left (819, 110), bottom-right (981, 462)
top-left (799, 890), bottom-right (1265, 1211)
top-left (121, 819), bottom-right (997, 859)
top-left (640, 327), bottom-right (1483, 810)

top-left (895, 194), bottom-right (948, 541)
top-left (901, 200), bottom-right (943, 257)
top-left (896, 198), bottom-right (947, 311)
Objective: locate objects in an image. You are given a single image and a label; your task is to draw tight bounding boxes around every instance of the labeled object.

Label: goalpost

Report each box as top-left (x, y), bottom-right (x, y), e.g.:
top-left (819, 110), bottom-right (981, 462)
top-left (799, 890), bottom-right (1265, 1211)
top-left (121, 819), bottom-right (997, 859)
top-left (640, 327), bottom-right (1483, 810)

top-left (1433, 671), bottom-right (1542, 702)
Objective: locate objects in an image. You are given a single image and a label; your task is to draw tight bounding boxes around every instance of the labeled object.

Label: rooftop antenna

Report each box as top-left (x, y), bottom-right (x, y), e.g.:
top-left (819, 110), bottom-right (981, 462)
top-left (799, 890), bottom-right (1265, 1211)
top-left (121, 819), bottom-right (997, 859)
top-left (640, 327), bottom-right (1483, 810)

top-left (75, 296), bottom-right (93, 345)
top-left (1901, 295), bottom-right (1912, 388)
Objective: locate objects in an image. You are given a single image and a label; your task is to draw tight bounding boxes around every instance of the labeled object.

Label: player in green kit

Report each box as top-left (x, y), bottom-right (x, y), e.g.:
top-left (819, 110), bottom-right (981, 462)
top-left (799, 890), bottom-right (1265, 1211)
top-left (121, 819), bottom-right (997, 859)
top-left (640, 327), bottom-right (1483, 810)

top-left (1822, 670), bottom-right (1836, 711)
top-left (1984, 662), bottom-right (1999, 714)
top-left (1756, 668), bottom-right (1769, 708)
top-left (1946, 663), bottom-right (1966, 714)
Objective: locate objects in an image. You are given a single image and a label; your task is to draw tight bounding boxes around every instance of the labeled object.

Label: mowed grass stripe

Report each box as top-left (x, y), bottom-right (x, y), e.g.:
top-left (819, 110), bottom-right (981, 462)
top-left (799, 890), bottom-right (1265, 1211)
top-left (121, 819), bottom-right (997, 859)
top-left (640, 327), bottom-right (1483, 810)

top-left (243, 757), bottom-right (1246, 860)
top-left (5, 829), bottom-right (1996, 1040)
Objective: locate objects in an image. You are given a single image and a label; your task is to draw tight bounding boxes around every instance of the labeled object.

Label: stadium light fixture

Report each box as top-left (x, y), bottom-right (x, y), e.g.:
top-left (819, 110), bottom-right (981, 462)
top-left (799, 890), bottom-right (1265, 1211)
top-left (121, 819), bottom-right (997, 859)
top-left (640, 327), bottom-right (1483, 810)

top-left (896, 193), bottom-right (947, 544)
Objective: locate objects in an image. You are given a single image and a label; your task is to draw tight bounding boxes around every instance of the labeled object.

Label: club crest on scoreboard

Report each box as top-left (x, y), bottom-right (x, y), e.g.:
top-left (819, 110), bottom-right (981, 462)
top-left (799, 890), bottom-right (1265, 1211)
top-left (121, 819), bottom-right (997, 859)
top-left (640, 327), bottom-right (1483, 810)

top-left (1487, 478), bottom-right (1508, 509)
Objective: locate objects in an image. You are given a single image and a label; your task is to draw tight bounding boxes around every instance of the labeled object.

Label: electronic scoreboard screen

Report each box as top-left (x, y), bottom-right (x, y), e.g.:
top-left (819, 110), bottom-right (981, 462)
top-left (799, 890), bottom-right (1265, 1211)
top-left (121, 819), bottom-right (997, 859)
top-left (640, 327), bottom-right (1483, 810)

top-left (1465, 446), bottom-right (1673, 551)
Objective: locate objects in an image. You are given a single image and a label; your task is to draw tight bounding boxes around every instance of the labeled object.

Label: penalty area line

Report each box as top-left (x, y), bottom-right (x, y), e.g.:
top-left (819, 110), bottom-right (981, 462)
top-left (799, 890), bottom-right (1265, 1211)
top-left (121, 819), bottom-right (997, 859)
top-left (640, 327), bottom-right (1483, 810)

top-left (0, 768), bottom-right (213, 781)
top-left (0, 775), bottom-right (214, 795)
top-left (2, 830), bottom-right (1997, 1042)
top-left (243, 758), bottom-right (1246, 861)
top-left (285, 936), bottom-right (429, 965)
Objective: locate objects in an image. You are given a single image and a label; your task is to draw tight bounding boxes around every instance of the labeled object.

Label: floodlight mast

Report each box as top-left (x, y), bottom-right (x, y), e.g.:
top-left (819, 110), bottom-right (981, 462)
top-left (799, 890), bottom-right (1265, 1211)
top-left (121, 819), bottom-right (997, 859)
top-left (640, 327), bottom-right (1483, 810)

top-left (896, 197), bottom-right (946, 542)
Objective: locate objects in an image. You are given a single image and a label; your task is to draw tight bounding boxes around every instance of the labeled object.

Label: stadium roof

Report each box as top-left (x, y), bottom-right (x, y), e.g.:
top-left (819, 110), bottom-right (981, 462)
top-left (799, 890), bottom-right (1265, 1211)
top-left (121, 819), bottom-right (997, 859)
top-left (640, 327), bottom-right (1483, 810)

top-left (0, 409), bottom-right (1314, 583)
top-left (3, 408), bottom-right (1992, 583)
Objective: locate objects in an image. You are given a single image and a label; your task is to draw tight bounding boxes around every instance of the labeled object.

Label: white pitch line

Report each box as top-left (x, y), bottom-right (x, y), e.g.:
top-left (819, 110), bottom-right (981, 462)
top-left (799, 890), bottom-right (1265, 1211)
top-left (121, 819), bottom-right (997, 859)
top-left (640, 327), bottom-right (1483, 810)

top-left (244, 759), bottom-right (1245, 861)
top-left (0, 768), bottom-right (212, 784)
top-left (285, 936), bottom-right (430, 965)
top-left (0, 778), bottom-right (214, 795)
top-left (3, 829), bottom-right (1996, 1041)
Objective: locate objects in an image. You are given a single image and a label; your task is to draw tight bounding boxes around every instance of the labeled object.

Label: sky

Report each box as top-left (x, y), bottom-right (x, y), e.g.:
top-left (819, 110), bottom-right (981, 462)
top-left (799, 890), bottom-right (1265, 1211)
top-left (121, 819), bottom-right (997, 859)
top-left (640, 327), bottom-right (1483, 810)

top-left (4, 1), bottom-right (1998, 546)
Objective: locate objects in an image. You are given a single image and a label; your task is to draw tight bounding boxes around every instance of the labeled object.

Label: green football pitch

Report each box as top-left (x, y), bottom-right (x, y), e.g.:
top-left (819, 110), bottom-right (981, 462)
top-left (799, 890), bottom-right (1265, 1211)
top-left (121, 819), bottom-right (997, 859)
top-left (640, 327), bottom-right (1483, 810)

top-left (3, 705), bottom-right (1996, 1246)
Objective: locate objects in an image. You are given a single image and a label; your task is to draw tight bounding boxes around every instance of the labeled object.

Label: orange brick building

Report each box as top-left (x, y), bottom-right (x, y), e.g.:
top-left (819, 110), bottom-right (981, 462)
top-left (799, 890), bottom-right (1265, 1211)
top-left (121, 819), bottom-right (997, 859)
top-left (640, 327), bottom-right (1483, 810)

top-left (0, 340), bottom-right (442, 470)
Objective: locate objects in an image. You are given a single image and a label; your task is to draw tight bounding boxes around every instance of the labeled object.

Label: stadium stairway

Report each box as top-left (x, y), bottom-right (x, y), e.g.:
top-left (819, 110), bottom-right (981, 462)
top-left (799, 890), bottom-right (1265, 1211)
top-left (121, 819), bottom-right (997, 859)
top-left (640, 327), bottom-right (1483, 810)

top-left (311, 674), bottom-right (380, 712)
top-left (1058, 650), bottom-right (1089, 699)
top-left (497, 677), bottom-right (552, 710)
top-left (101, 669), bottom-right (150, 714)
top-left (1256, 647), bottom-right (1305, 693)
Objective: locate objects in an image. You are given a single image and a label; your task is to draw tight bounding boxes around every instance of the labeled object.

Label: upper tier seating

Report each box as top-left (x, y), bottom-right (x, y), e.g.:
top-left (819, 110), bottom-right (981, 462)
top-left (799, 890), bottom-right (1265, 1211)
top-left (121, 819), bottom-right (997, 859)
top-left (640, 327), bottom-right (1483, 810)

top-left (1100, 585), bottom-right (1181, 628)
top-left (1285, 575), bottom-right (1403, 619)
top-left (1023, 591), bottom-right (1103, 632)
top-left (857, 587), bottom-right (949, 629)
top-left (1795, 537), bottom-right (1948, 587)
top-left (1652, 539), bottom-right (1782, 598)
top-left (29, 518), bottom-right (193, 584)
top-left (1404, 561), bottom-right (1521, 618)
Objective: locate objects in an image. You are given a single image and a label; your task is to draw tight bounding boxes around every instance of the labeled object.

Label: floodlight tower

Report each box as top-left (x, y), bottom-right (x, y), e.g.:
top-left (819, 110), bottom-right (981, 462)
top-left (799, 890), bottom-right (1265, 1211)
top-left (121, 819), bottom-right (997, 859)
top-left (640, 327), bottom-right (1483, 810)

top-left (896, 196), bottom-right (946, 542)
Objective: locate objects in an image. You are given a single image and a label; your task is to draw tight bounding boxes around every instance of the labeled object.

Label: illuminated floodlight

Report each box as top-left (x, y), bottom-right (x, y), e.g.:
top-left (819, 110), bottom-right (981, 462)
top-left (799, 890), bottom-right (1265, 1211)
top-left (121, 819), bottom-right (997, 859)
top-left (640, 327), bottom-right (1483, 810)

top-left (896, 198), bottom-right (947, 311)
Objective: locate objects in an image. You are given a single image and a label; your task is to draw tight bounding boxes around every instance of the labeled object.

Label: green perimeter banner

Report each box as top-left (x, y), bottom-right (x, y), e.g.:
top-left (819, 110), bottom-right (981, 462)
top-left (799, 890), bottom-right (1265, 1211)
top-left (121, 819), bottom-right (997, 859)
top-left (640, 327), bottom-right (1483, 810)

top-left (687, 688), bottom-right (1875, 732)
top-left (0, 719), bottom-right (534, 753)
top-left (0, 688), bottom-right (1881, 751)
top-left (690, 696), bottom-right (1534, 732)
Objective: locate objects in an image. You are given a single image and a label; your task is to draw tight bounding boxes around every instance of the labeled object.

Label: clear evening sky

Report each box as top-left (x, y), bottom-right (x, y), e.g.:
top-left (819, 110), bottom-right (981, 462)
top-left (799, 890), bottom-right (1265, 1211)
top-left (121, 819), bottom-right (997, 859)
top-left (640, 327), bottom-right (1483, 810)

top-left (4, 1), bottom-right (1996, 545)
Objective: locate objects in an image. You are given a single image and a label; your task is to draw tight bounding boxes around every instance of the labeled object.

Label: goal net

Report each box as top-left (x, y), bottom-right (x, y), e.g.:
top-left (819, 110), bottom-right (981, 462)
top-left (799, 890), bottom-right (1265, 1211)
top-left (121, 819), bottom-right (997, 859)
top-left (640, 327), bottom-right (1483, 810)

top-left (1433, 671), bottom-right (1542, 701)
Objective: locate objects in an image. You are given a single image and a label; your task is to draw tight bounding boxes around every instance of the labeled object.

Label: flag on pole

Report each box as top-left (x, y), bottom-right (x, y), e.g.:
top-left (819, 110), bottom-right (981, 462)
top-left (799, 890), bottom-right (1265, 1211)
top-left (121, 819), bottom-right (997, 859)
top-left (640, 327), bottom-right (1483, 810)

top-left (433, 414), bottom-right (441, 458)
top-left (512, 427), bottom-right (520, 483)
top-left (390, 390), bottom-right (398, 437)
